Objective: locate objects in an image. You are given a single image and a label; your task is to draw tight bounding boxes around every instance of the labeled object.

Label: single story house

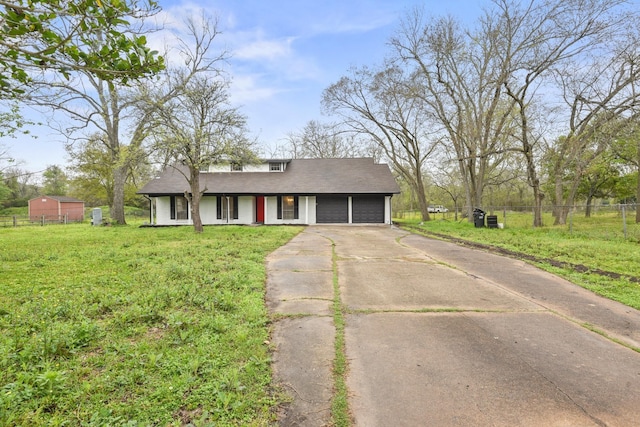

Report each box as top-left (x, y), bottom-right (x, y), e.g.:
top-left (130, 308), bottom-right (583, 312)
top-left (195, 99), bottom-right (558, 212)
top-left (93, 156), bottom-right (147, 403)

top-left (28, 195), bottom-right (85, 222)
top-left (138, 158), bottom-right (400, 226)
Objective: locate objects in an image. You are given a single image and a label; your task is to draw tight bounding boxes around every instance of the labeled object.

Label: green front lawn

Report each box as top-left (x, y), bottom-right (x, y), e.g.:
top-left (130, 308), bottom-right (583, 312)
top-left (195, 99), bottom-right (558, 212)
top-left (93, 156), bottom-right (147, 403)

top-left (0, 224), bottom-right (301, 425)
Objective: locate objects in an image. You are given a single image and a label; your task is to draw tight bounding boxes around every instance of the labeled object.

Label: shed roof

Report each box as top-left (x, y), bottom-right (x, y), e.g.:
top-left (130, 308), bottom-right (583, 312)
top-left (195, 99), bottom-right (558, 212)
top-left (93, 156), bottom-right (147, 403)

top-left (138, 158), bottom-right (400, 196)
top-left (30, 195), bottom-right (84, 203)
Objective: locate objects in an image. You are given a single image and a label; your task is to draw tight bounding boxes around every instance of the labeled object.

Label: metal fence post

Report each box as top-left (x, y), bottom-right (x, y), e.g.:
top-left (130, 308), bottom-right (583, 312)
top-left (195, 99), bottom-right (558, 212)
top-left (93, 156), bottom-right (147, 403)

top-left (622, 205), bottom-right (627, 239)
top-left (569, 208), bottom-right (573, 235)
top-left (503, 207), bottom-right (507, 229)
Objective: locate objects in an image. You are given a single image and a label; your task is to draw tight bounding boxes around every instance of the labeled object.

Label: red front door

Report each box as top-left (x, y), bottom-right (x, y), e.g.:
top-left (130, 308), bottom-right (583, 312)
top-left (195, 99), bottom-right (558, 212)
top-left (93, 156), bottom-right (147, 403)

top-left (256, 196), bottom-right (265, 223)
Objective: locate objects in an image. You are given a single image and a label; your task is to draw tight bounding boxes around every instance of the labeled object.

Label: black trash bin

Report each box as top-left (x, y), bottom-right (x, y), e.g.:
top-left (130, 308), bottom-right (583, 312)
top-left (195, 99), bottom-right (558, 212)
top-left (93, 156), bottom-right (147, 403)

top-left (487, 215), bottom-right (498, 228)
top-left (473, 208), bottom-right (485, 228)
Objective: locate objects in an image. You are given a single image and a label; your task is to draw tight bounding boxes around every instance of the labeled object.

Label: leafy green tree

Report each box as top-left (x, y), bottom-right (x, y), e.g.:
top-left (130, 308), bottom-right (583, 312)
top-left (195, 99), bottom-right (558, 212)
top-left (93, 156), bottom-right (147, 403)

top-left (576, 153), bottom-right (620, 217)
top-left (614, 171), bottom-right (638, 205)
top-left (0, 0), bottom-right (164, 97)
top-left (66, 133), bottom-right (150, 208)
top-left (611, 124), bottom-right (640, 222)
top-left (17, 4), bottom-right (168, 224)
top-left (41, 165), bottom-right (68, 196)
top-left (0, 172), bottom-right (11, 206)
top-left (1, 167), bottom-right (38, 207)
top-left (0, 103), bottom-right (33, 137)
top-left (66, 135), bottom-right (113, 206)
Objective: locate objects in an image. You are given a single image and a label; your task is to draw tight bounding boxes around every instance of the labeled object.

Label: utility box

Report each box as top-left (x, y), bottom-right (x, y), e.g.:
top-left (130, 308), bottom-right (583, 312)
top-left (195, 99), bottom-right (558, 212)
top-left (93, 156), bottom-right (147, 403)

top-left (92, 208), bottom-right (102, 226)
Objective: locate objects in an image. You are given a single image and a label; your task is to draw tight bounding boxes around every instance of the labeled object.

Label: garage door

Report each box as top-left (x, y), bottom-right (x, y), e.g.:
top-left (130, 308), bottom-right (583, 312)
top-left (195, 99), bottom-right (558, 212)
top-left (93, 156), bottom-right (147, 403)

top-left (352, 196), bottom-right (385, 223)
top-left (316, 196), bottom-right (348, 223)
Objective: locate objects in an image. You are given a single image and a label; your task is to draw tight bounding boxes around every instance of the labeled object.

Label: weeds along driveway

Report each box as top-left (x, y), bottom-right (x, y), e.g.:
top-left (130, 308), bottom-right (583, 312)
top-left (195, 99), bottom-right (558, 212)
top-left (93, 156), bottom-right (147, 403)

top-left (266, 225), bottom-right (640, 427)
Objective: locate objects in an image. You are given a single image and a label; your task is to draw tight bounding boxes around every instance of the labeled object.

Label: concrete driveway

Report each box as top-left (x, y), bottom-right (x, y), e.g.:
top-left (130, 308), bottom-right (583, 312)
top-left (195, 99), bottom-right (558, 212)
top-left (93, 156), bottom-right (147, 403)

top-left (266, 225), bottom-right (640, 426)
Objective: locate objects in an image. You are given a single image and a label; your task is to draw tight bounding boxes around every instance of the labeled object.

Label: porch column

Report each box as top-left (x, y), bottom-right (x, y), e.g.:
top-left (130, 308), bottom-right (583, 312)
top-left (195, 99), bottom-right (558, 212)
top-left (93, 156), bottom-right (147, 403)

top-left (305, 196), bottom-right (309, 224)
top-left (264, 196), bottom-right (268, 224)
top-left (150, 197), bottom-right (155, 225)
top-left (348, 196), bottom-right (353, 224)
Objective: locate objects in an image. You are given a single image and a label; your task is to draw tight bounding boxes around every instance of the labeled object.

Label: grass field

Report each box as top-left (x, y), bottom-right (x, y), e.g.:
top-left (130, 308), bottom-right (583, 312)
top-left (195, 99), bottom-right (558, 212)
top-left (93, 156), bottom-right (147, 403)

top-left (3, 211), bottom-right (640, 424)
top-left (0, 223), bottom-right (302, 425)
top-left (397, 211), bottom-right (640, 311)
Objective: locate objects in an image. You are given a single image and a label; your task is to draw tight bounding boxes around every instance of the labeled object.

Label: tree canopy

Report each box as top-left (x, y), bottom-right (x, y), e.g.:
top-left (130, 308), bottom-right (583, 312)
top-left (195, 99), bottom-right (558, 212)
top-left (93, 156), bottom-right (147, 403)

top-left (0, 0), bottom-right (164, 96)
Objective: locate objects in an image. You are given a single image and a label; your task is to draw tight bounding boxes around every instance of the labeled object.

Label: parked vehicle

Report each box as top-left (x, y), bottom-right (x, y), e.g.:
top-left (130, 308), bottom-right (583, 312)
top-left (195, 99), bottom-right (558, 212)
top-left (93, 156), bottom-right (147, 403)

top-left (428, 205), bottom-right (448, 213)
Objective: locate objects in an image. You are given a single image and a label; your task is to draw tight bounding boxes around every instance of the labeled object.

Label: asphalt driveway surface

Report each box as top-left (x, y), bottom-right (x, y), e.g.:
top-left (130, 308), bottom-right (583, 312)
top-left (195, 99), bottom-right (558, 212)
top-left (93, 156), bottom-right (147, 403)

top-left (266, 225), bottom-right (640, 426)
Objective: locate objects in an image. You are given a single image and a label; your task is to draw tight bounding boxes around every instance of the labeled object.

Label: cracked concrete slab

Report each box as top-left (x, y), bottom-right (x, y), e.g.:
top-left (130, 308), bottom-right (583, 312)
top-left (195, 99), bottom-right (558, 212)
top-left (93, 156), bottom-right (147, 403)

top-left (267, 225), bottom-right (640, 426)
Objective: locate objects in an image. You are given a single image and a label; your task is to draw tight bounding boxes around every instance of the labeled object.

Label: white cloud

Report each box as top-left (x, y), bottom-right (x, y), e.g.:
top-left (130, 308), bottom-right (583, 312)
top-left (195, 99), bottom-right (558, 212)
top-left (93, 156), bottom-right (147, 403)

top-left (230, 74), bottom-right (283, 105)
top-left (234, 35), bottom-right (295, 61)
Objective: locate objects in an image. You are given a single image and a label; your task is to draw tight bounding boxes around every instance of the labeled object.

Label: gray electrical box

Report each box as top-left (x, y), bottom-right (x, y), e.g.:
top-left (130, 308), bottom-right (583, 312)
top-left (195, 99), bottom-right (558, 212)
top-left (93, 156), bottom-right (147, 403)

top-left (92, 208), bottom-right (102, 226)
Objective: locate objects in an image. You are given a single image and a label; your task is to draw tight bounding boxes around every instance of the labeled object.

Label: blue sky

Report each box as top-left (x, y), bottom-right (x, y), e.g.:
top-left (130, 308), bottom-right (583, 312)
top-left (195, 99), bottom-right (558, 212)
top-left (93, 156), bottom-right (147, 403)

top-left (2, 0), bottom-right (483, 175)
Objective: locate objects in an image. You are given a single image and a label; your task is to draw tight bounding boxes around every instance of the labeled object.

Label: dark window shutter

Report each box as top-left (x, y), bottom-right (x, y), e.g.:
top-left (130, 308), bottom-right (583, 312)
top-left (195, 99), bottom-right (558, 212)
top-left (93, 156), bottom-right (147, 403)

top-left (294, 196), bottom-right (299, 219)
top-left (216, 196), bottom-right (222, 219)
top-left (170, 196), bottom-right (176, 219)
top-left (277, 196), bottom-right (282, 219)
top-left (233, 197), bottom-right (238, 219)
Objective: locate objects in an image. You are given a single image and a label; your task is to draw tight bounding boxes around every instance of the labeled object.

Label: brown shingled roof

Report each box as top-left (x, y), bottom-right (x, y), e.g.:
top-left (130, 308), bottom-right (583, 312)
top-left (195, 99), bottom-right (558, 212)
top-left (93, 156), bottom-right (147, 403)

top-left (138, 158), bottom-right (400, 196)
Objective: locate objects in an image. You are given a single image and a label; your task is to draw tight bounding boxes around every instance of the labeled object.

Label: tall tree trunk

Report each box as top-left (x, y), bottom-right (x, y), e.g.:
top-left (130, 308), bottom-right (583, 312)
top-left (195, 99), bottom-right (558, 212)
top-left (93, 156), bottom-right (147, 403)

top-left (111, 164), bottom-right (127, 225)
top-left (189, 168), bottom-right (204, 233)
top-left (527, 154), bottom-right (544, 227)
top-left (413, 173), bottom-right (430, 221)
top-left (458, 158), bottom-right (474, 220)
top-left (585, 195), bottom-right (593, 218)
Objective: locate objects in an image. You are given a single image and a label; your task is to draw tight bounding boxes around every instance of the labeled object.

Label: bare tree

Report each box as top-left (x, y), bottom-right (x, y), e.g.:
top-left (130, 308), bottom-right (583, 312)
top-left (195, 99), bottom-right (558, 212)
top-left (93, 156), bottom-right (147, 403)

top-left (390, 0), bottom-right (639, 225)
top-left (490, 0), bottom-right (638, 225)
top-left (151, 73), bottom-right (255, 233)
top-left (23, 13), bottom-right (222, 224)
top-left (390, 9), bottom-right (518, 220)
top-left (284, 120), bottom-right (364, 159)
top-left (324, 64), bottom-right (439, 221)
top-left (144, 16), bottom-right (255, 233)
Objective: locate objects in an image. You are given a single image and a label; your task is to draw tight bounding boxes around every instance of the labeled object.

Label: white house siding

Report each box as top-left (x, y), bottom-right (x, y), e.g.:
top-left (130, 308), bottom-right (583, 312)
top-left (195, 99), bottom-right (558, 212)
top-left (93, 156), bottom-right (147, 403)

top-left (264, 195), bottom-right (315, 225)
top-left (200, 197), bottom-right (216, 223)
top-left (155, 196), bottom-right (192, 225)
top-left (238, 196), bottom-right (254, 224)
top-left (154, 195), bottom-right (254, 225)
top-left (154, 194), bottom-right (395, 225)
top-left (207, 161), bottom-right (287, 173)
top-left (204, 195), bottom-right (253, 225)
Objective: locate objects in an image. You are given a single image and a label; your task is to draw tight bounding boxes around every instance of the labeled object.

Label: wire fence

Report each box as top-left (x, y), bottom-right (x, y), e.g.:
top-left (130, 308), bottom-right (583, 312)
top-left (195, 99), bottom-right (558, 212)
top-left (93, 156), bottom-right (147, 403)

top-left (395, 204), bottom-right (640, 241)
top-left (0, 214), bottom-right (84, 228)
